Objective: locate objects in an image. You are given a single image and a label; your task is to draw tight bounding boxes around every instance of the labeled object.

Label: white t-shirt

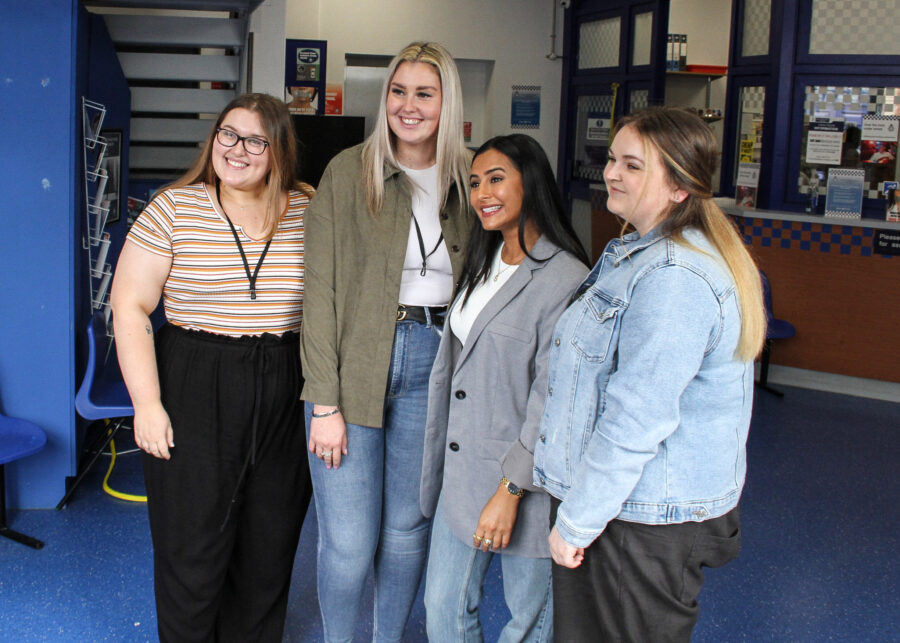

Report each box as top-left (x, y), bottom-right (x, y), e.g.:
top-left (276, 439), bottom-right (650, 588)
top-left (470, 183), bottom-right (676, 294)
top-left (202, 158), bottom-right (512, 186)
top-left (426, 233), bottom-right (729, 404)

top-left (449, 244), bottom-right (520, 345)
top-left (398, 163), bottom-right (454, 306)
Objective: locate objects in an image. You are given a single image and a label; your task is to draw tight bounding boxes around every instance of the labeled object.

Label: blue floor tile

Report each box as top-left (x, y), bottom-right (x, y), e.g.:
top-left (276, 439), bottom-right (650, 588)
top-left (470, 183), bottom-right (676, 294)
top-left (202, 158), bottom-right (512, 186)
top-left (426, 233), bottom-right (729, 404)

top-left (1, 386), bottom-right (897, 641)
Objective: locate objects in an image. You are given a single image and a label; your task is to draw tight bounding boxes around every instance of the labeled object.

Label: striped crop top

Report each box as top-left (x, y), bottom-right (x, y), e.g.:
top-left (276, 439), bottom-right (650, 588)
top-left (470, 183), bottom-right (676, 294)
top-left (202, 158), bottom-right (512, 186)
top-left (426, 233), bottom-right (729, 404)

top-left (126, 183), bottom-right (307, 337)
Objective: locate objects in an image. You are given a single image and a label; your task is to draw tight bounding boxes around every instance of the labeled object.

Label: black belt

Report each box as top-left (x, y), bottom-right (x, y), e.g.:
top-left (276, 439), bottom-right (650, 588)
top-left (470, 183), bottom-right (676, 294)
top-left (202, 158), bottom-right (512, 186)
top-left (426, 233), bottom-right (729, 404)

top-left (397, 305), bottom-right (447, 326)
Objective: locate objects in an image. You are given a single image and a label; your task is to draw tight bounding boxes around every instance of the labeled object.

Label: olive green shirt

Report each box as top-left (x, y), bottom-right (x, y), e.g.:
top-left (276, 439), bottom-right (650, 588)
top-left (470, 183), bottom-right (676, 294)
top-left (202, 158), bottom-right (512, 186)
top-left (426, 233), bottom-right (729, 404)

top-left (300, 144), bottom-right (473, 428)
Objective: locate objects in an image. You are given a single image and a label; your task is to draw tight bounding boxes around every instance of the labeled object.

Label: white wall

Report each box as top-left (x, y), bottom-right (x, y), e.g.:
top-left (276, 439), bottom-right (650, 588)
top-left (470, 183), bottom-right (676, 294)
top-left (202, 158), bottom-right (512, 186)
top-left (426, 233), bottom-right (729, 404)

top-left (280, 0), bottom-right (566, 162)
top-left (248, 0), bottom-right (287, 99)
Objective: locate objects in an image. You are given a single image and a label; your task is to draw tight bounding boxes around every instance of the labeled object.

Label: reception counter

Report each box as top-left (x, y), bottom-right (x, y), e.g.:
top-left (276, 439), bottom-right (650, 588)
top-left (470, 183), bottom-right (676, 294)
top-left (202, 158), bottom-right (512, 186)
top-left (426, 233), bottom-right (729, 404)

top-left (588, 188), bottom-right (899, 383)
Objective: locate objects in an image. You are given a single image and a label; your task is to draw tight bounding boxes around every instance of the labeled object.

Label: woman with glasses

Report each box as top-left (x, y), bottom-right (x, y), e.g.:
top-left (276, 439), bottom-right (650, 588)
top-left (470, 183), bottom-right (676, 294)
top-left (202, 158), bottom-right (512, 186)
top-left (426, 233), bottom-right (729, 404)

top-left (300, 42), bottom-right (471, 641)
top-left (111, 93), bottom-right (314, 642)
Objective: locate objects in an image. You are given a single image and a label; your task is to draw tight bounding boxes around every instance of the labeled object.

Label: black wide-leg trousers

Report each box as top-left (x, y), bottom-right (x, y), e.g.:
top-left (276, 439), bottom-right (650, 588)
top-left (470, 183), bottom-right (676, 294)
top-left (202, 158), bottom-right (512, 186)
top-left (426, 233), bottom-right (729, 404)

top-left (550, 498), bottom-right (741, 643)
top-left (143, 324), bottom-right (312, 643)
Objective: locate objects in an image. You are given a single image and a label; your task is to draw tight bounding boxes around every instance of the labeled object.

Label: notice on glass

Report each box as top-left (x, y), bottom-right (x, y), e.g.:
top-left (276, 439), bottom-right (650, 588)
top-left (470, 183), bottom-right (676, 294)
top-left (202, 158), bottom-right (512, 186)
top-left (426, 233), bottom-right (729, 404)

top-left (861, 115), bottom-right (899, 142)
top-left (824, 168), bottom-right (864, 218)
top-left (735, 162), bottom-right (760, 209)
top-left (806, 121), bottom-right (844, 165)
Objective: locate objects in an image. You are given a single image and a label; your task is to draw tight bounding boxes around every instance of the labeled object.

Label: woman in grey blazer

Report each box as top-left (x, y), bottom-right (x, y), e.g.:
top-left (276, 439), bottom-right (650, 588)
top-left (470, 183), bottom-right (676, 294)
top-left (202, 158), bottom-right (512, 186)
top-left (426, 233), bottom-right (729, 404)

top-left (420, 134), bottom-right (590, 642)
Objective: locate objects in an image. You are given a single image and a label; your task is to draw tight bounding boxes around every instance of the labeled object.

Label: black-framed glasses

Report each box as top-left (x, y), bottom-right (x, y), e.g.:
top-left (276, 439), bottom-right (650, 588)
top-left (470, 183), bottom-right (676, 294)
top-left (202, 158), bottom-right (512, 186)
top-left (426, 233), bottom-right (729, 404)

top-left (215, 128), bottom-right (269, 155)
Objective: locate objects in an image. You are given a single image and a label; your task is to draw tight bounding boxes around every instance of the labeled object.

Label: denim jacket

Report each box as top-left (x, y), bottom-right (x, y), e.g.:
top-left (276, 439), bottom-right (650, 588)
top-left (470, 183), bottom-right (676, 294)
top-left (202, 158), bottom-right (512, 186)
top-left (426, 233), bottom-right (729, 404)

top-left (533, 225), bottom-right (753, 548)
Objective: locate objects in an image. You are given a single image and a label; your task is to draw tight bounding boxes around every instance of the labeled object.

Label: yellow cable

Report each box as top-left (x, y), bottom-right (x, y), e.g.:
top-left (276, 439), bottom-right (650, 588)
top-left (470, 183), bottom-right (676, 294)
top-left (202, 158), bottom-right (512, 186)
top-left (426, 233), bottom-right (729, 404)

top-left (102, 425), bottom-right (147, 503)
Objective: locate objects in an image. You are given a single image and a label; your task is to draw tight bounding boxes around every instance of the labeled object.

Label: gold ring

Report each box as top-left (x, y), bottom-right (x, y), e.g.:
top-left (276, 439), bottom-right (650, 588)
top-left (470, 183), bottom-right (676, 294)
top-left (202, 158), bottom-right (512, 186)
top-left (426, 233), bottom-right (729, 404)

top-left (473, 534), bottom-right (483, 543)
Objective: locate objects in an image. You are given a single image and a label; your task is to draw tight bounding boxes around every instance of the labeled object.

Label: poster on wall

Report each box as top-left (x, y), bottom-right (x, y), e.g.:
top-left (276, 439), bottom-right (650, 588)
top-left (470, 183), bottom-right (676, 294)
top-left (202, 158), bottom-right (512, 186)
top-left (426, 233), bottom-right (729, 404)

top-left (285, 39), bottom-right (326, 115)
top-left (324, 83), bottom-right (343, 115)
top-left (511, 85), bottom-right (540, 129)
top-left (824, 168), bottom-right (864, 218)
top-left (884, 181), bottom-right (900, 222)
top-left (735, 162), bottom-right (761, 209)
top-left (805, 121), bottom-right (844, 165)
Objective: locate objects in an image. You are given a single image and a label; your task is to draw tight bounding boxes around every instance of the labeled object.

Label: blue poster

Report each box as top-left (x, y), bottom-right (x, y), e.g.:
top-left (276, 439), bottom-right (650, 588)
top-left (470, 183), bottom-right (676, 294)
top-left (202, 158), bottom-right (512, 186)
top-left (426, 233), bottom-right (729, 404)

top-left (511, 85), bottom-right (540, 129)
top-left (824, 168), bottom-right (864, 218)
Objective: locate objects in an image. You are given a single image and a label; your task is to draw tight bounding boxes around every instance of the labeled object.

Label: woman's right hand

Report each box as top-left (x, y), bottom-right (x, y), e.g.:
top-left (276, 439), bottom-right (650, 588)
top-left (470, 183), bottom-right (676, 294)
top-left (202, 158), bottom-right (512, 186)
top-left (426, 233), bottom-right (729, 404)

top-left (308, 406), bottom-right (348, 469)
top-left (134, 401), bottom-right (174, 460)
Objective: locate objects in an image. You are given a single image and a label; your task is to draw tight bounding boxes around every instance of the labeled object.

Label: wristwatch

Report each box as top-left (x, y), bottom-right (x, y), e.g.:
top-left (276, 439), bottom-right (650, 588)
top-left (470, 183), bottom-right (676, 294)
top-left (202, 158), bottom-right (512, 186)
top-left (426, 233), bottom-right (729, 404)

top-left (501, 476), bottom-right (525, 497)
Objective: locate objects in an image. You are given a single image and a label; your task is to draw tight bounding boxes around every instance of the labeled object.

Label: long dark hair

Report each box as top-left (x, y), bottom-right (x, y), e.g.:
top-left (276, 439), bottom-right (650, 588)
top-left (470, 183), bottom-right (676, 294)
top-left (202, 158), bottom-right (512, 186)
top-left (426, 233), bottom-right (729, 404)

top-left (458, 134), bottom-right (590, 305)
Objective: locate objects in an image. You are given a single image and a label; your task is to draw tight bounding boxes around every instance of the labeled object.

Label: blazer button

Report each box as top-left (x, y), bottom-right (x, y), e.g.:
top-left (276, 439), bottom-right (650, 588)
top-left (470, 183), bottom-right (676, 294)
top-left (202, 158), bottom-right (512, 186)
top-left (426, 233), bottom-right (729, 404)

top-left (451, 245), bottom-right (460, 252)
top-left (455, 390), bottom-right (466, 399)
top-left (440, 212), bottom-right (449, 220)
top-left (449, 442), bottom-right (460, 452)
top-left (554, 338), bottom-right (560, 346)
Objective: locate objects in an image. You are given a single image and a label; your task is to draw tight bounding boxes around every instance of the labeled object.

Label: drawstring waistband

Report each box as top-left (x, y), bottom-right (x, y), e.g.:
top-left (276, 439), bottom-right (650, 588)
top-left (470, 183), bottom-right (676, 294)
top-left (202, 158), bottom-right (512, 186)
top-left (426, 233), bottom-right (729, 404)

top-left (158, 324), bottom-right (298, 533)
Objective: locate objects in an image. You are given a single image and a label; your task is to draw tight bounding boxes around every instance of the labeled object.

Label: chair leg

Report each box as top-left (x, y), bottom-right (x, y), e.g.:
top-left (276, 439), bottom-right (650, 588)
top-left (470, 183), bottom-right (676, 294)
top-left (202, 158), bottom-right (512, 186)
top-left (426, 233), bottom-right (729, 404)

top-left (756, 340), bottom-right (784, 397)
top-left (0, 464), bottom-right (45, 549)
top-left (56, 418), bottom-right (126, 510)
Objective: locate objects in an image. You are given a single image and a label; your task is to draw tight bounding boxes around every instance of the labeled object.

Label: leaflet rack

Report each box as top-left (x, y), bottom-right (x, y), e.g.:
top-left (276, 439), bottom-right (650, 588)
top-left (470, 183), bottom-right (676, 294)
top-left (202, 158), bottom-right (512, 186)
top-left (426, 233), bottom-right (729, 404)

top-left (81, 98), bottom-right (113, 330)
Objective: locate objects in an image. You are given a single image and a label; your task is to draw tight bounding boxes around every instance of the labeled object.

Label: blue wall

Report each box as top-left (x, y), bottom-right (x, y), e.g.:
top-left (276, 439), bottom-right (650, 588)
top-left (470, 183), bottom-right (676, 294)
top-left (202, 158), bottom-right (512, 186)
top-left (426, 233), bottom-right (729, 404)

top-left (1, 1), bottom-right (130, 508)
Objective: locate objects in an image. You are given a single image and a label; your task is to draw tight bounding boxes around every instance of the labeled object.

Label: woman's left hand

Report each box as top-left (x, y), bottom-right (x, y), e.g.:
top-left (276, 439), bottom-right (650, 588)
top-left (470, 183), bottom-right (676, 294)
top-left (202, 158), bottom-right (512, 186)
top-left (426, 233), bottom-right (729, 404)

top-left (549, 526), bottom-right (584, 568)
top-left (473, 485), bottom-right (521, 552)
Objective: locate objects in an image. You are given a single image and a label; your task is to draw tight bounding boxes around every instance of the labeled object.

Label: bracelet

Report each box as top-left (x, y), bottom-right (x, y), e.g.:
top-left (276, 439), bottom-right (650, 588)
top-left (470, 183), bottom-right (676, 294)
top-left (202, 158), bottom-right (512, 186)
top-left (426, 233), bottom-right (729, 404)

top-left (501, 476), bottom-right (525, 497)
top-left (312, 407), bottom-right (340, 419)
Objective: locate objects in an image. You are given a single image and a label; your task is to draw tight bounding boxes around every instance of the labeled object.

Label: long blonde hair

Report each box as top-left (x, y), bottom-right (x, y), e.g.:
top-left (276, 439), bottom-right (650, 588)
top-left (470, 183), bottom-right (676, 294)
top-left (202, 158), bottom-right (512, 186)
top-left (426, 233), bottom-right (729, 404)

top-left (361, 42), bottom-right (469, 217)
top-left (616, 107), bottom-right (765, 360)
top-left (166, 92), bottom-right (314, 240)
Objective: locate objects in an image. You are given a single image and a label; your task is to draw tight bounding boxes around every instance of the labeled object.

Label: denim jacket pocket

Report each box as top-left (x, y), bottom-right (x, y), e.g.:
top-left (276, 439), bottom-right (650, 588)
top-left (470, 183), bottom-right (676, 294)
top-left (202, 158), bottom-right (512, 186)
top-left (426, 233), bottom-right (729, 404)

top-left (571, 293), bottom-right (621, 363)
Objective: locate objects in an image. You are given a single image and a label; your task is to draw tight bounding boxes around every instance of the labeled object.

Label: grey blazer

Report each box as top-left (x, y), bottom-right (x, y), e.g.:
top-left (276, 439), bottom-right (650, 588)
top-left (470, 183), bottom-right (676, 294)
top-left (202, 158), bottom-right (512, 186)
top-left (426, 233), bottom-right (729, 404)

top-left (420, 236), bottom-right (588, 558)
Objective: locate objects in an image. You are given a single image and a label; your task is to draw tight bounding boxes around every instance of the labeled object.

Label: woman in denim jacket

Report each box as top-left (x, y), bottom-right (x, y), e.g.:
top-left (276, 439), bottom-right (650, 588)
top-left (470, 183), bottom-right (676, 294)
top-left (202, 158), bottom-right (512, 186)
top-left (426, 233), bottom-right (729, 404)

top-left (533, 107), bottom-right (766, 641)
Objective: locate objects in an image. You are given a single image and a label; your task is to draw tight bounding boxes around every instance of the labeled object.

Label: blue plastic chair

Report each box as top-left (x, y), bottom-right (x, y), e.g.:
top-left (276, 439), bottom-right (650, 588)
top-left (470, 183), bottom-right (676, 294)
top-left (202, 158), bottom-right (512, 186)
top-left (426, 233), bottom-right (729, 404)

top-left (56, 312), bottom-right (133, 509)
top-left (0, 411), bottom-right (47, 548)
top-left (757, 270), bottom-right (796, 397)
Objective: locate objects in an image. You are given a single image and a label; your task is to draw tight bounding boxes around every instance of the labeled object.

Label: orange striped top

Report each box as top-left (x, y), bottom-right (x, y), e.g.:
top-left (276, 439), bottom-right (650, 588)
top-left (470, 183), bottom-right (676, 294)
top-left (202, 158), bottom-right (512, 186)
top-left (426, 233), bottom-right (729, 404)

top-left (127, 183), bottom-right (306, 337)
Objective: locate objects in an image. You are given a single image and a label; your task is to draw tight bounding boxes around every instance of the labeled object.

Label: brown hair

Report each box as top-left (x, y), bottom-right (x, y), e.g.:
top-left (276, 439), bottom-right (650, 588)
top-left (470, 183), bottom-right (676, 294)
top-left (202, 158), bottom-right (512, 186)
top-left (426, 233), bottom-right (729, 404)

top-left (167, 92), bottom-right (314, 240)
top-left (615, 106), bottom-right (765, 360)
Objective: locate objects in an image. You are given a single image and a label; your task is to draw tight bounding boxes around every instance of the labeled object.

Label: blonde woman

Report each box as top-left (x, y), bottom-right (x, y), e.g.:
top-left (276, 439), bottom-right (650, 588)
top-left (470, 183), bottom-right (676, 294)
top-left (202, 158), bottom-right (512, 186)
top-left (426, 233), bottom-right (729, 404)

top-left (534, 106), bottom-right (766, 641)
top-left (300, 42), bottom-right (472, 641)
top-left (111, 93), bottom-right (314, 642)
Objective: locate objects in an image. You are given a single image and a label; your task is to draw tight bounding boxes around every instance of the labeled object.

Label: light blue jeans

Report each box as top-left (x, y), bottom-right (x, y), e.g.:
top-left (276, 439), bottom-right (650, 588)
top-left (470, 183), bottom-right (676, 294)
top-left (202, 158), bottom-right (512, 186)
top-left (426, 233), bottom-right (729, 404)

top-left (424, 501), bottom-right (554, 643)
top-left (306, 318), bottom-right (441, 643)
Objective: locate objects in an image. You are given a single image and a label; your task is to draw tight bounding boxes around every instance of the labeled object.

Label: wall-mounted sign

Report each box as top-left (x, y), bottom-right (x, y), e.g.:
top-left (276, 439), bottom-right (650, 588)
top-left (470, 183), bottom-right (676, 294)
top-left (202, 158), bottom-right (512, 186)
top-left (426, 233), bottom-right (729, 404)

top-left (285, 39), bottom-right (326, 115)
top-left (511, 85), bottom-right (540, 129)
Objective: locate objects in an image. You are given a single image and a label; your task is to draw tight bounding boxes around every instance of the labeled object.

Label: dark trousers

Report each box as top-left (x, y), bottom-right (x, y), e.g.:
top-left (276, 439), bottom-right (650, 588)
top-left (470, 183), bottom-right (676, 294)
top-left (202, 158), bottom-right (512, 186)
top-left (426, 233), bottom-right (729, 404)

top-left (550, 498), bottom-right (741, 643)
top-left (144, 324), bottom-right (312, 643)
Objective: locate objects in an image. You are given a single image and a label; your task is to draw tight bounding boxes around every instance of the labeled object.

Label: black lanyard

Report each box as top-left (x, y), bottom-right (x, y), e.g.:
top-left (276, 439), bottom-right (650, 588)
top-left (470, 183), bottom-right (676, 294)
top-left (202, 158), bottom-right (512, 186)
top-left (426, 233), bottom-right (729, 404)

top-left (412, 214), bottom-right (444, 277)
top-left (216, 181), bottom-right (272, 300)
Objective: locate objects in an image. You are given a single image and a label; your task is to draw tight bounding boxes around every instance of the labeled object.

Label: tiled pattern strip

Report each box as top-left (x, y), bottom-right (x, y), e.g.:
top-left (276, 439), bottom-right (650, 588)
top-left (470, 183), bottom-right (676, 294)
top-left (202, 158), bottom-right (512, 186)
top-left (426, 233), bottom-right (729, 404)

top-left (733, 215), bottom-right (893, 258)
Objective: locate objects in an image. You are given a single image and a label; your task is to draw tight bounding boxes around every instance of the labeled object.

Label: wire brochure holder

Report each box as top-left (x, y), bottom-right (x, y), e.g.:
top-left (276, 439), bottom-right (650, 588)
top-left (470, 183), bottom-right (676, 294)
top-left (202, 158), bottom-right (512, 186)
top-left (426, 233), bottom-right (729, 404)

top-left (82, 98), bottom-right (114, 327)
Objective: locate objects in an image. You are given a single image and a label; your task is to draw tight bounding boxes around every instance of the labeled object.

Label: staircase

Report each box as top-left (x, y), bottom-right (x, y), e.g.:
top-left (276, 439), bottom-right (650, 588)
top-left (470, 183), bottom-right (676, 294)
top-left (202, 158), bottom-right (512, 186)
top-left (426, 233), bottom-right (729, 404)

top-left (84, 0), bottom-right (263, 182)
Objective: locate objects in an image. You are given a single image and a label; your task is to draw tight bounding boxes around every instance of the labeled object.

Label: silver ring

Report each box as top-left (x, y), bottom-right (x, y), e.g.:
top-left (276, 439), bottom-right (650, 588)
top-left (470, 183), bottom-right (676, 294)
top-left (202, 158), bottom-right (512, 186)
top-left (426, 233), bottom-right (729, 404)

top-left (321, 450), bottom-right (333, 457)
top-left (483, 539), bottom-right (492, 547)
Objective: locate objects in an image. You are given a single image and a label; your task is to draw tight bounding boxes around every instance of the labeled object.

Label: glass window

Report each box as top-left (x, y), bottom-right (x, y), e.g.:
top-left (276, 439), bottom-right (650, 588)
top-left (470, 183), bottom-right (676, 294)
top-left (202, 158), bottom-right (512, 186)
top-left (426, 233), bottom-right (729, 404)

top-left (579, 17), bottom-right (621, 69)
top-left (632, 12), bottom-right (653, 67)
top-left (741, 0), bottom-right (771, 57)
top-left (799, 85), bottom-right (900, 201)
top-left (810, 0), bottom-right (900, 55)
top-left (573, 94), bottom-right (615, 182)
top-left (735, 85), bottom-right (766, 179)
top-left (630, 88), bottom-right (649, 114)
